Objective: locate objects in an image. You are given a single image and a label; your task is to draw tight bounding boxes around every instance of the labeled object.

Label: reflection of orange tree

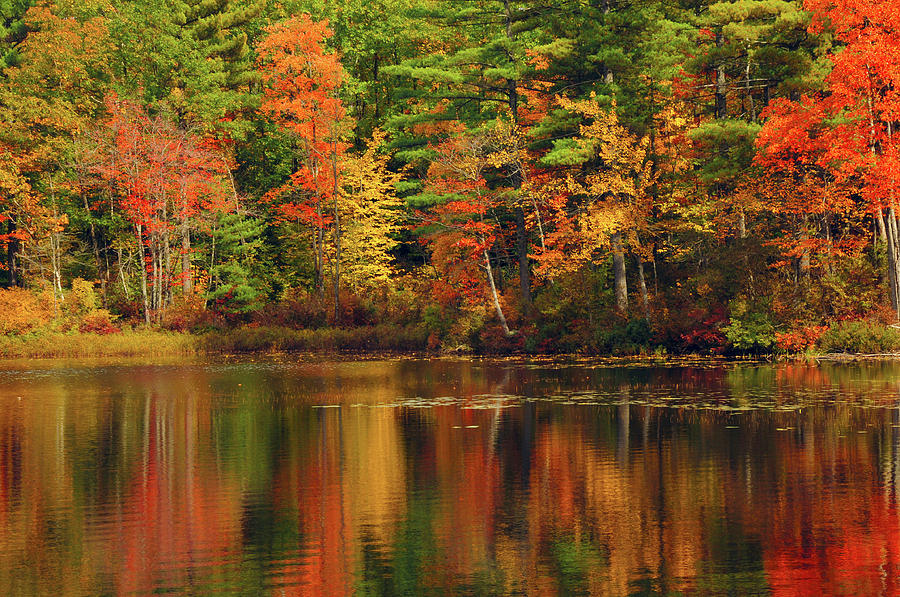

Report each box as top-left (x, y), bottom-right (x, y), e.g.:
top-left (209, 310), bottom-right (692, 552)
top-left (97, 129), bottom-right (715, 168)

top-left (428, 407), bottom-right (501, 585)
top-left (521, 407), bottom-right (709, 595)
top-left (759, 430), bottom-right (900, 596)
top-left (117, 396), bottom-right (243, 595)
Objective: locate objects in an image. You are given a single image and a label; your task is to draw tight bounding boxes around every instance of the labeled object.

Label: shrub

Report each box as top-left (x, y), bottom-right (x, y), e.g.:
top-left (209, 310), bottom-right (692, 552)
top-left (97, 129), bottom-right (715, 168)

top-left (0, 287), bottom-right (55, 335)
top-left (723, 313), bottom-right (775, 353)
top-left (478, 324), bottom-right (523, 354)
top-left (722, 301), bottom-right (776, 353)
top-left (818, 320), bottom-right (900, 354)
top-left (161, 296), bottom-right (223, 332)
top-left (64, 278), bottom-right (98, 316)
top-left (775, 325), bottom-right (828, 353)
top-left (666, 307), bottom-right (728, 354)
top-left (78, 309), bottom-right (121, 335)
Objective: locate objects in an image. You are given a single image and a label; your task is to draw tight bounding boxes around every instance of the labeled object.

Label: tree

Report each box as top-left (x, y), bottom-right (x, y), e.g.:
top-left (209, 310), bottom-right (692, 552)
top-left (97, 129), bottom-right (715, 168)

top-left (538, 96), bottom-right (655, 315)
top-left (684, 0), bottom-right (827, 239)
top-left (257, 14), bottom-right (350, 321)
top-left (89, 96), bottom-right (230, 323)
top-left (339, 130), bottom-right (404, 290)
top-left (109, 0), bottom-right (262, 135)
top-left (421, 124), bottom-right (513, 335)
top-left (0, 4), bottom-right (111, 291)
top-left (756, 0), bottom-right (900, 318)
top-left (207, 211), bottom-right (268, 314)
top-left (386, 0), bottom-right (561, 308)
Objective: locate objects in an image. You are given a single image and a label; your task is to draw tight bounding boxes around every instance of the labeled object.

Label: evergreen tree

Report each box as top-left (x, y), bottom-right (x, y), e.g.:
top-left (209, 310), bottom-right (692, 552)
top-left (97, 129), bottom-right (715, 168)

top-left (207, 211), bottom-right (268, 314)
top-left (0, 0), bottom-right (33, 71)
top-left (110, 0), bottom-right (262, 134)
top-left (387, 0), bottom-right (564, 307)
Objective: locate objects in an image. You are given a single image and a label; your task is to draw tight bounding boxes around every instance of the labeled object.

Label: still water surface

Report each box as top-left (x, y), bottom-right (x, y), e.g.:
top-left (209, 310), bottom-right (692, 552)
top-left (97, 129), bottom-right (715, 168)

top-left (1, 356), bottom-right (900, 595)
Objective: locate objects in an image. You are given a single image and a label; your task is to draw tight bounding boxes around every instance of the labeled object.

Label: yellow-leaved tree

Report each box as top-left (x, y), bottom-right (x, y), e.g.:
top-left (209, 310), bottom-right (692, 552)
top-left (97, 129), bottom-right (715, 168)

top-left (338, 130), bottom-right (405, 290)
top-left (537, 96), bottom-right (655, 314)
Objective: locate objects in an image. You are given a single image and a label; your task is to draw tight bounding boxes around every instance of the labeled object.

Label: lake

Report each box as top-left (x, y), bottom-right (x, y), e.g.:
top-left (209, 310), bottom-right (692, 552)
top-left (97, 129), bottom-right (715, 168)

top-left (0, 356), bottom-right (899, 595)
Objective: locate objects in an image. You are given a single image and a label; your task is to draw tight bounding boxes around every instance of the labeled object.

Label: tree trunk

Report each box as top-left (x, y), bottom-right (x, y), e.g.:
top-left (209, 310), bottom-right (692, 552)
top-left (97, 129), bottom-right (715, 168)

top-left (516, 207), bottom-right (531, 308)
top-left (83, 193), bottom-right (107, 298)
top-left (484, 244), bottom-right (511, 336)
top-left (150, 236), bottom-right (159, 315)
top-left (611, 231), bottom-right (628, 313)
top-left (745, 44), bottom-right (756, 122)
top-left (715, 32), bottom-right (727, 119)
top-left (136, 225), bottom-right (150, 324)
top-left (6, 219), bottom-right (18, 287)
top-left (332, 149), bottom-right (341, 324)
top-left (503, 0), bottom-right (531, 308)
top-left (636, 254), bottom-right (650, 320)
top-left (162, 231), bottom-right (172, 313)
top-left (887, 208), bottom-right (900, 320)
top-left (181, 221), bottom-right (192, 296)
top-left (118, 246), bottom-right (129, 298)
top-left (799, 216), bottom-right (810, 277)
top-left (316, 198), bottom-right (325, 296)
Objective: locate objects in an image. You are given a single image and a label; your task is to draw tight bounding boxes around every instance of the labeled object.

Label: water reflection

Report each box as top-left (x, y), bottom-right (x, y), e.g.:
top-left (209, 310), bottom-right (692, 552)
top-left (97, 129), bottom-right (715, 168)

top-left (0, 359), bottom-right (900, 594)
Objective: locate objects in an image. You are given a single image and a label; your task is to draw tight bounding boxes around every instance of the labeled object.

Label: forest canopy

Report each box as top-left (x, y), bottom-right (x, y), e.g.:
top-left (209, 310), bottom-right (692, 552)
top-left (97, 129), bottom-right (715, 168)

top-left (0, 0), bottom-right (896, 355)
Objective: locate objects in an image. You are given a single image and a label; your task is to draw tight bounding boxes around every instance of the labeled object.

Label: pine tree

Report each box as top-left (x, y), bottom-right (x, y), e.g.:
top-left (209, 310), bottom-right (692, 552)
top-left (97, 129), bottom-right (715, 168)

top-left (207, 211), bottom-right (268, 314)
top-left (387, 0), bottom-right (564, 307)
top-left (110, 0), bottom-right (262, 134)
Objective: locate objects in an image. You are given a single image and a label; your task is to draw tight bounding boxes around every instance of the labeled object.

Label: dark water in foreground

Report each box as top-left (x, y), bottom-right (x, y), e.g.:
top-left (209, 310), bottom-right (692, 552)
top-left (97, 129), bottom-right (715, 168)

top-left (2, 357), bottom-right (900, 595)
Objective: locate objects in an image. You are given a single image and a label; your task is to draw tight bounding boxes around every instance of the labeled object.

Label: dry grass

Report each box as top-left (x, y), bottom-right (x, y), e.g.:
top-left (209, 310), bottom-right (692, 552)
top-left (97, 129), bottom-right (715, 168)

top-left (0, 330), bottom-right (198, 359)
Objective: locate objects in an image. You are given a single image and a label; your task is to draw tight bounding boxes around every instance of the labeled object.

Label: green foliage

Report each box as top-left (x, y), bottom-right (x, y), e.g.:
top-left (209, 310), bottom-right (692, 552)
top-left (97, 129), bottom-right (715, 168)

top-left (0, 0), bottom-right (34, 70)
top-left (818, 321), bottom-right (900, 354)
top-left (207, 212), bottom-right (269, 314)
top-left (109, 0), bottom-right (261, 133)
top-left (688, 120), bottom-right (761, 186)
top-left (722, 301), bottom-right (776, 353)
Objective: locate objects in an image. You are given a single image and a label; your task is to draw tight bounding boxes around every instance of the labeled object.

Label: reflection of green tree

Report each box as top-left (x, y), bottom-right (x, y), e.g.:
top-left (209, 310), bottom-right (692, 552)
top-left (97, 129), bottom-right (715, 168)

top-left (628, 567), bottom-right (686, 596)
top-left (356, 490), bottom-right (439, 596)
top-left (356, 528), bottom-right (396, 596)
top-left (455, 563), bottom-right (505, 596)
top-left (356, 490), bottom-right (507, 596)
top-left (548, 537), bottom-right (607, 597)
top-left (212, 396), bottom-right (318, 493)
top-left (695, 519), bottom-right (769, 596)
top-left (212, 397), bottom-right (320, 593)
top-left (726, 366), bottom-right (776, 404)
top-left (237, 498), bottom-right (303, 594)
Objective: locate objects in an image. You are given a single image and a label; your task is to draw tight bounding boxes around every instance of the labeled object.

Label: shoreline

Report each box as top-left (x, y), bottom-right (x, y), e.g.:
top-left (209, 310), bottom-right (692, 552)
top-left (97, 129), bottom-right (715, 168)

top-left (3, 327), bottom-right (900, 362)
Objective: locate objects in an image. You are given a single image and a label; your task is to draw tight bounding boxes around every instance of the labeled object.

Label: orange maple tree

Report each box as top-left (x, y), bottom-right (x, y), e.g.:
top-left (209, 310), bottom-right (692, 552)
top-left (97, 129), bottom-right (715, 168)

top-left (756, 0), bottom-right (900, 317)
top-left (257, 15), bottom-right (350, 313)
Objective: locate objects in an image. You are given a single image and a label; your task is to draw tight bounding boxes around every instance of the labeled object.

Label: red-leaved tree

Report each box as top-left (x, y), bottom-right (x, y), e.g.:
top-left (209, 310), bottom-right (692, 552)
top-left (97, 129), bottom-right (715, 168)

top-left (89, 96), bottom-right (230, 323)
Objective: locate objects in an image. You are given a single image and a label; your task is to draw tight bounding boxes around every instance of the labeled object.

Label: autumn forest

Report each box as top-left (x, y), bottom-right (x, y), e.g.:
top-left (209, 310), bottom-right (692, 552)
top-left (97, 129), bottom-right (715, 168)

top-left (0, 0), bottom-right (897, 356)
